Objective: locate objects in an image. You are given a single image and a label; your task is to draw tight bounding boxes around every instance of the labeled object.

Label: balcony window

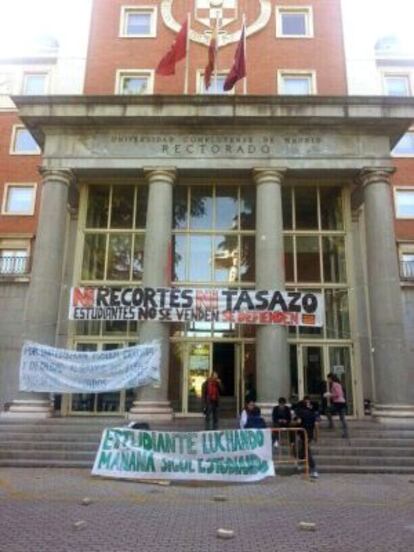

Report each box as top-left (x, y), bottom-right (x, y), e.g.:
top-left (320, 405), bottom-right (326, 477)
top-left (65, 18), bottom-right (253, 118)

top-left (0, 249), bottom-right (29, 275)
top-left (400, 252), bottom-right (414, 280)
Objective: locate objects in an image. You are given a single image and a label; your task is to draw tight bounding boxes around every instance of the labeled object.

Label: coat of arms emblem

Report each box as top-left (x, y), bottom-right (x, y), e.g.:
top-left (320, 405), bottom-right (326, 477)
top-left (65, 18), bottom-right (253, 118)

top-left (160, 0), bottom-right (271, 47)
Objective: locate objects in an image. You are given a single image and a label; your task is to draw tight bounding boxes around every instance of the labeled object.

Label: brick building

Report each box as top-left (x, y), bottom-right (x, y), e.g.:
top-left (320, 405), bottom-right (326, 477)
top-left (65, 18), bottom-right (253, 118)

top-left (0, 0), bottom-right (413, 423)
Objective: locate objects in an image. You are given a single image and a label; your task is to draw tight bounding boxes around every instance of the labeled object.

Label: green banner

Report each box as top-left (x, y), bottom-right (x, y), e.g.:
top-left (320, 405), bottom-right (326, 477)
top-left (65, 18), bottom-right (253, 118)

top-left (92, 428), bottom-right (275, 482)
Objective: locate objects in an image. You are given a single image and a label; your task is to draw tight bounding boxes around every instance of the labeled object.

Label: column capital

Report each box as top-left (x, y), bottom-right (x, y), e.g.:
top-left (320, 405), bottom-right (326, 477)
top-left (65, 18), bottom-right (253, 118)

top-left (39, 168), bottom-right (75, 187)
top-left (359, 167), bottom-right (395, 188)
top-left (252, 168), bottom-right (287, 186)
top-left (144, 167), bottom-right (177, 186)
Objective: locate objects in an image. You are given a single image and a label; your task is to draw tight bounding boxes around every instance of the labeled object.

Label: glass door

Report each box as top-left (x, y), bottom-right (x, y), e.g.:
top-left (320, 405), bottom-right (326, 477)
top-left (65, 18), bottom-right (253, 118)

top-left (70, 342), bottom-right (126, 415)
top-left (299, 345), bottom-right (324, 407)
top-left (327, 346), bottom-right (354, 415)
top-left (186, 342), bottom-right (211, 413)
top-left (297, 344), bottom-right (355, 415)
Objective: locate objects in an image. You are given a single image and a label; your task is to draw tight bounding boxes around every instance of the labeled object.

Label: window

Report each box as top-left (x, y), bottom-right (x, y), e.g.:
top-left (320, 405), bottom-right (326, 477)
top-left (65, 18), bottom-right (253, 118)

top-left (395, 189), bottom-right (414, 218)
top-left (276, 7), bottom-right (313, 37)
top-left (393, 131), bottom-right (414, 156)
top-left (120, 6), bottom-right (157, 37)
top-left (172, 185), bottom-right (255, 284)
top-left (1, 184), bottom-right (36, 215)
top-left (22, 73), bottom-right (48, 94)
top-left (81, 185), bottom-right (148, 282)
top-left (383, 74), bottom-right (411, 96)
top-left (198, 72), bottom-right (231, 95)
top-left (116, 70), bottom-right (154, 94)
top-left (278, 71), bottom-right (315, 94)
top-left (10, 126), bottom-right (40, 155)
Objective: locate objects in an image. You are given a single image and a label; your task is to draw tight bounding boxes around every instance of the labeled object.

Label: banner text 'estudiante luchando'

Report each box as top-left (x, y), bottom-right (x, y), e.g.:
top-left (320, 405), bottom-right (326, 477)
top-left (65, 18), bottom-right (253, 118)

top-left (92, 428), bottom-right (275, 483)
top-left (70, 287), bottom-right (324, 327)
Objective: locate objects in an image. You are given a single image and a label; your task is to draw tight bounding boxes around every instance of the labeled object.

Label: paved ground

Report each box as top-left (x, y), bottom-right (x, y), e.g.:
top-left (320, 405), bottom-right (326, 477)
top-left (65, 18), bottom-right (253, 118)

top-left (0, 469), bottom-right (413, 552)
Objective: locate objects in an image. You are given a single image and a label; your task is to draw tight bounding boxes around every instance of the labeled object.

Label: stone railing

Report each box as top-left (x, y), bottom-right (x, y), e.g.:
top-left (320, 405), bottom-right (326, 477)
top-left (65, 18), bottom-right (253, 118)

top-left (400, 260), bottom-right (414, 281)
top-left (0, 256), bottom-right (31, 277)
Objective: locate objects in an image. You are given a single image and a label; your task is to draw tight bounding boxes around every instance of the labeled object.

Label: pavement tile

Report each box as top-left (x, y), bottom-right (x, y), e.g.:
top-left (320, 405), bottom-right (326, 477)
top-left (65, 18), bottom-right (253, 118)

top-left (0, 469), bottom-right (413, 552)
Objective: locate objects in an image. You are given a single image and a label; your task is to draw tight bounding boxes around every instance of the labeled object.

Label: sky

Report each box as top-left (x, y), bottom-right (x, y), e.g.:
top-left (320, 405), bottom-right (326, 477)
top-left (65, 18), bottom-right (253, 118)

top-left (0, 0), bottom-right (413, 57)
top-left (0, 0), bottom-right (92, 57)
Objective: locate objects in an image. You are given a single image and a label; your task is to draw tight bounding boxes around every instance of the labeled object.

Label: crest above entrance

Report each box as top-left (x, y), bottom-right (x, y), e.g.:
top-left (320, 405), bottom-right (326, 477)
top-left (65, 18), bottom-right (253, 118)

top-left (160, 0), bottom-right (272, 47)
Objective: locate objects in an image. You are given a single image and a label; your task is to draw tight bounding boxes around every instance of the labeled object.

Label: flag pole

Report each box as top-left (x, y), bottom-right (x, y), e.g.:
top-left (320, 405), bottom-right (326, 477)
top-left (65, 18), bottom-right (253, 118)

top-left (214, 14), bottom-right (220, 94)
top-left (184, 12), bottom-right (191, 95)
top-left (243, 14), bottom-right (247, 95)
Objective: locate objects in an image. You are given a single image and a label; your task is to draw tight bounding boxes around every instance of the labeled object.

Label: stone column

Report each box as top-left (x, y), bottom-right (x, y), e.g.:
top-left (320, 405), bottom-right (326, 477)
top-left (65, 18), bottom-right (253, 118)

top-left (128, 168), bottom-right (176, 421)
top-left (254, 169), bottom-right (289, 416)
top-left (361, 168), bottom-right (414, 422)
top-left (4, 169), bottom-right (73, 418)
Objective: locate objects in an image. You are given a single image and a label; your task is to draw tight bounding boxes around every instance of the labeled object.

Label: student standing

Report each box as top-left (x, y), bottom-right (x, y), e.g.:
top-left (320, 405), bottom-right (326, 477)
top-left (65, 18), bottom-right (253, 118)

top-left (202, 371), bottom-right (222, 431)
top-left (325, 373), bottom-right (349, 439)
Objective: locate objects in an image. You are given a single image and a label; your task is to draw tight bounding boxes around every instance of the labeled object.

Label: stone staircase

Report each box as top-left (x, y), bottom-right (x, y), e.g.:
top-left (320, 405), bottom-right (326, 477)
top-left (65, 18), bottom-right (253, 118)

top-left (0, 417), bottom-right (413, 474)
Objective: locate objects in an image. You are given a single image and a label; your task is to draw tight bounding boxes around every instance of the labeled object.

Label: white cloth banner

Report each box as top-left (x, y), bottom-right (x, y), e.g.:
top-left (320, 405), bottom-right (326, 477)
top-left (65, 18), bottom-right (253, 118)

top-left (19, 341), bottom-right (161, 393)
top-left (92, 428), bottom-right (275, 483)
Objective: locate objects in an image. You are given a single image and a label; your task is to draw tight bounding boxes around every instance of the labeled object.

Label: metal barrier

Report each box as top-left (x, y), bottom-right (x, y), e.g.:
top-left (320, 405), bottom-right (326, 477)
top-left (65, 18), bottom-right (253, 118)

top-left (271, 427), bottom-right (310, 479)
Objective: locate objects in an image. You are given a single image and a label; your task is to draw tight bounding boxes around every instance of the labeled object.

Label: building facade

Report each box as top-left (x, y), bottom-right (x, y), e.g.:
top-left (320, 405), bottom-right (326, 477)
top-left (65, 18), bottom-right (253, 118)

top-left (0, 0), bottom-right (413, 422)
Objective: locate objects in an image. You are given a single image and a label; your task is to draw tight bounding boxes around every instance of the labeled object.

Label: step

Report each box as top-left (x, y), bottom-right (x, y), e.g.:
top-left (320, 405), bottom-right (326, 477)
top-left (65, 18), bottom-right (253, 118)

top-left (315, 455), bottom-right (414, 467)
top-left (313, 446), bottom-right (414, 457)
top-left (0, 441), bottom-right (100, 451)
top-left (0, 450), bottom-right (96, 461)
top-left (317, 465), bottom-right (414, 475)
top-left (0, 459), bottom-right (92, 469)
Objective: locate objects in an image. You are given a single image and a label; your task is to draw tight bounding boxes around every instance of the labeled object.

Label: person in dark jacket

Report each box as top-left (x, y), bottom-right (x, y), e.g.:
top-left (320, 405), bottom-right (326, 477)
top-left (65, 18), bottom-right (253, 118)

top-left (202, 371), bottom-right (222, 430)
top-left (240, 400), bottom-right (266, 429)
top-left (293, 396), bottom-right (319, 479)
top-left (272, 397), bottom-right (292, 447)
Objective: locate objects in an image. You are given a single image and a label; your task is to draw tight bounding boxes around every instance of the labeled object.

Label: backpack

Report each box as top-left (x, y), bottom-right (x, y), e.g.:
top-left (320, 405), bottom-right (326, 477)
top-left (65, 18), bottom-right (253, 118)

top-left (206, 379), bottom-right (219, 402)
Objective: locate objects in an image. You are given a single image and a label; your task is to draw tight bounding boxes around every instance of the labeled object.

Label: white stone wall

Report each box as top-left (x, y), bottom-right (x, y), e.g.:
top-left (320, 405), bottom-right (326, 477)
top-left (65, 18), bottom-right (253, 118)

top-left (341, 0), bottom-right (382, 95)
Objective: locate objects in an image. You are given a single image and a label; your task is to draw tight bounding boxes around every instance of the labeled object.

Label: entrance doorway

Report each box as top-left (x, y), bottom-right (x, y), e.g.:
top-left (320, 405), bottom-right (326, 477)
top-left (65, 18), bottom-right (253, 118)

top-left (213, 343), bottom-right (236, 418)
top-left (176, 341), bottom-right (241, 417)
top-left (294, 344), bottom-right (355, 415)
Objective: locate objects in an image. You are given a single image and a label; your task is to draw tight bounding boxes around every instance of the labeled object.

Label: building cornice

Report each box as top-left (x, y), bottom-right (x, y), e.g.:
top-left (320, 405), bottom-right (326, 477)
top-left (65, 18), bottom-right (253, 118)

top-left (12, 94), bottom-right (414, 157)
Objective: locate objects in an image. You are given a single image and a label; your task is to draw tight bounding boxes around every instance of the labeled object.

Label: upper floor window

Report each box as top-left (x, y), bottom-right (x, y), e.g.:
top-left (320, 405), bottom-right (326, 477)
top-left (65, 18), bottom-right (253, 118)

top-left (395, 189), bottom-right (414, 218)
top-left (198, 72), bottom-right (231, 95)
top-left (383, 74), bottom-right (411, 96)
top-left (1, 184), bottom-right (36, 215)
top-left (278, 71), bottom-right (316, 95)
top-left (120, 6), bottom-right (157, 37)
top-left (276, 7), bottom-right (313, 37)
top-left (116, 70), bottom-right (154, 94)
top-left (392, 131), bottom-right (414, 156)
top-left (10, 126), bottom-right (40, 155)
top-left (22, 73), bottom-right (48, 94)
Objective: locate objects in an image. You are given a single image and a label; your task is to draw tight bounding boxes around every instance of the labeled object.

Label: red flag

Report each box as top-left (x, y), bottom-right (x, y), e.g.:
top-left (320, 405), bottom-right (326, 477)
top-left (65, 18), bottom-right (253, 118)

top-left (223, 25), bottom-right (246, 91)
top-left (156, 20), bottom-right (188, 76)
top-left (204, 27), bottom-right (218, 90)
